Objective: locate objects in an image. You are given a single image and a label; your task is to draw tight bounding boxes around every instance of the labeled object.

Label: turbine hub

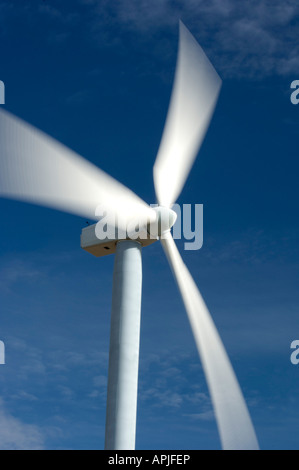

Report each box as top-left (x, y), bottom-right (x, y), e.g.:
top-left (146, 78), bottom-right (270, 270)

top-left (148, 206), bottom-right (177, 238)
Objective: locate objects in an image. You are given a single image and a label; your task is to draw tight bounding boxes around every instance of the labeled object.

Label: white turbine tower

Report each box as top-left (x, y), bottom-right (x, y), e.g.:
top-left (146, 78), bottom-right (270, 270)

top-left (0, 22), bottom-right (259, 451)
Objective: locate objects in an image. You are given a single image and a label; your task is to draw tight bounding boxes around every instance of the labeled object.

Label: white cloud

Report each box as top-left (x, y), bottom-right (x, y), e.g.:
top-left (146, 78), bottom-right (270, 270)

top-left (0, 259), bottom-right (43, 290)
top-left (0, 398), bottom-right (44, 450)
top-left (1, 0), bottom-right (297, 78)
top-left (185, 410), bottom-right (215, 422)
top-left (86, 0), bottom-right (299, 78)
top-left (138, 350), bottom-right (211, 415)
top-left (201, 228), bottom-right (299, 266)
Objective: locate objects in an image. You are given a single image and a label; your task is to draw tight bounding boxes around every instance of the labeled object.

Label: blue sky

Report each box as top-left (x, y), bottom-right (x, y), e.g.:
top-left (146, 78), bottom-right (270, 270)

top-left (0, 0), bottom-right (299, 450)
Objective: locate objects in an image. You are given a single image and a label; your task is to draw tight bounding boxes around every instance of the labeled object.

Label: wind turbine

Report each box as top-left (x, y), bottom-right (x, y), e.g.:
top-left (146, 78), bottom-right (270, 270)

top-left (0, 22), bottom-right (259, 451)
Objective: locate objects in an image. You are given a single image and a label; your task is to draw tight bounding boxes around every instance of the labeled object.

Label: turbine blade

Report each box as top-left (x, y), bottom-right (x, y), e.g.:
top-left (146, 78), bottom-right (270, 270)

top-left (160, 231), bottom-right (259, 450)
top-left (0, 109), bottom-right (155, 230)
top-left (154, 21), bottom-right (222, 207)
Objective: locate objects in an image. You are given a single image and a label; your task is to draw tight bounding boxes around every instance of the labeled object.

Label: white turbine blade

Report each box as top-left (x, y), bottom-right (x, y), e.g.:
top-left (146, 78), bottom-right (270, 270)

top-left (0, 109), bottom-right (155, 230)
top-left (154, 21), bottom-right (222, 207)
top-left (160, 231), bottom-right (259, 450)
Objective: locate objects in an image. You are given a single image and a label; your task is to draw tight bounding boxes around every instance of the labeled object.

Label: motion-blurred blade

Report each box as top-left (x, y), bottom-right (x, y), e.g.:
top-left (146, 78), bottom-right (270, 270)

top-left (154, 21), bottom-right (222, 207)
top-left (160, 231), bottom-right (259, 450)
top-left (0, 109), bottom-right (155, 230)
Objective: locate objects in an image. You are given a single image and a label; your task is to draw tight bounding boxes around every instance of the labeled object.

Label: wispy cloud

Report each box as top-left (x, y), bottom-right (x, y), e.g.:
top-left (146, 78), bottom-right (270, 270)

top-left (0, 398), bottom-right (44, 450)
top-left (0, 259), bottom-right (43, 291)
top-left (138, 350), bottom-right (212, 417)
top-left (184, 410), bottom-right (215, 422)
top-left (66, 89), bottom-right (94, 106)
top-left (0, 334), bottom-right (108, 448)
top-left (38, 3), bottom-right (79, 25)
top-left (1, 1), bottom-right (297, 78)
top-left (201, 227), bottom-right (299, 266)
top-left (85, 0), bottom-right (299, 78)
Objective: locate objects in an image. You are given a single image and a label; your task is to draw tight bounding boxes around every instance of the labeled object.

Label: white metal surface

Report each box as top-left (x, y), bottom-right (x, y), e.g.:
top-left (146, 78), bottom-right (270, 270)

top-left (81, 223), bottom-right (157, 257)
top-left (104, 240), bottom-right (143, 450)
top-left (0, 108), bottom-right (155, 227)
top-left (161, 231), bottom-right (259, 450)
